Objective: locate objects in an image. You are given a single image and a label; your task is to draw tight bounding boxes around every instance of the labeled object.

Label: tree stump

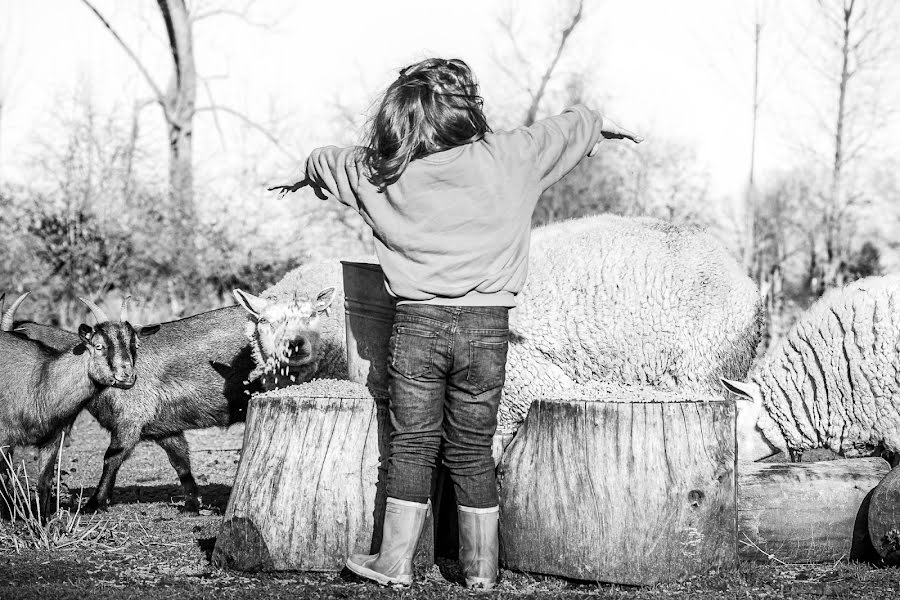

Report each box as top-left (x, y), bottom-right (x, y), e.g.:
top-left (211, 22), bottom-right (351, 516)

top-left (212, 380), bottom-right (434, 572)
top-left (867, 464), bottom-right (900, 564)
top-left (497, 387), bottom-right (737, 585)
top-left (739, 458), bottom-right (889, 563)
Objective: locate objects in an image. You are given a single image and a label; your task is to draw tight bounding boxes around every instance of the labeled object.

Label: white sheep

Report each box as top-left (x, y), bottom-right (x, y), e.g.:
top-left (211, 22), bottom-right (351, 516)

top-left (496, 214), bottom-right (763, 440)
top-left (723, 274), bottom-right (900, 465)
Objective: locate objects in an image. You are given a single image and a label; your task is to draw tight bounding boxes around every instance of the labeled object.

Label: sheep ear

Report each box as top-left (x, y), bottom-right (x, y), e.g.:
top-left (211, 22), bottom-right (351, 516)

top-left (233, 289), bottom-right (268, 318)
top-left (721, 378), bottom-right (760, 403)
top-left (315, 287), bottom-right (336, 314)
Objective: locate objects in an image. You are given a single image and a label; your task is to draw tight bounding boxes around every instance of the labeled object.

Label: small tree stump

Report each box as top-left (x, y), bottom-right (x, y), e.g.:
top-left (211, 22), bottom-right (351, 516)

top-left (739, 458), bottom-right (889, 563)
top-left (867, 464), bottom-right (900, 564)
top-left (212, 380), bottom-right (433, 572)
top-left (497, 388), bottom-right (737, 585)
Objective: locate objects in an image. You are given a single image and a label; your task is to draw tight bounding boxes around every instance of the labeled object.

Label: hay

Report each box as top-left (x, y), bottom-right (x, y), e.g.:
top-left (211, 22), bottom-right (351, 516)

top-left (255, 378), bottom-right (387, 401)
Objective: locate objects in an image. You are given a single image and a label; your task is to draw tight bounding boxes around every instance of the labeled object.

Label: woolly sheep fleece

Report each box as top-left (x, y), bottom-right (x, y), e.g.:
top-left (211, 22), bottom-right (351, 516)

top-left (751, 274), bottom-right (900, 457)
top-left (497, 214), bottom-right (762, 432)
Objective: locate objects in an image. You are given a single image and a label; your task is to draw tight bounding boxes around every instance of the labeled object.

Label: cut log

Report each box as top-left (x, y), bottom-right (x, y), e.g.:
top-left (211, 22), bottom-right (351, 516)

top-left (212, 380), bottom-right (434, 572)
top-left (867, 464), bottom-right (900, 565)
top-left (497, 389), bottom-right (738, 585)
top-left (739, 458), bottom-right (889, 563)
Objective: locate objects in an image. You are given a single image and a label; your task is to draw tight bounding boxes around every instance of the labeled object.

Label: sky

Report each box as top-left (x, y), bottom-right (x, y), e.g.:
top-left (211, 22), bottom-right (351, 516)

top-left (1, 0), bottom-right (898, 204)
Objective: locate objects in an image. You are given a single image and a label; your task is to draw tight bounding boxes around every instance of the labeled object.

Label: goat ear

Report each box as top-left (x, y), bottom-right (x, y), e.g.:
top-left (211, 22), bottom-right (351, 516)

top-left (138, 324), bottom-right (161, 338)
top-left (232, 289), bottom-right (268, 318)
top-left (721, 378), bottom-right (760, 403)
top-left (78, 323), bottom-right (94, 342)
top-left (315, 287), bottom-right (337, 313)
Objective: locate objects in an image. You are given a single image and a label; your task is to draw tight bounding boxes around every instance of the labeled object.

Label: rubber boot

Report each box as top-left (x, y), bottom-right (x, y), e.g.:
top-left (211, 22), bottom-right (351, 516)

top-left (345, 497), bottom-right (428, 587)
top-left (458, 504), bottom-right (499, 589)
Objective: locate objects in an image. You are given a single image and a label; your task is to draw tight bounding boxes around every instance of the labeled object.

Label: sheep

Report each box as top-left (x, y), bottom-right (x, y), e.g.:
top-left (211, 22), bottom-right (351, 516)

top-left (18, 287), bottom-right (337, 513)
top-left (0, 294), bottom-right (157, 516)
top-left (257, 216), bottom-right (763, 463)
top-left (723, 274), bottom-right (900, 465)
top-left (495, 214), bottom-right (763, 443)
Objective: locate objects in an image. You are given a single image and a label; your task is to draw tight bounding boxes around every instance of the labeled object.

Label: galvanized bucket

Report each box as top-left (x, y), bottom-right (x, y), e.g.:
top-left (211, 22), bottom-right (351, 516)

top-left (341, 260), bottom-right (397, 396)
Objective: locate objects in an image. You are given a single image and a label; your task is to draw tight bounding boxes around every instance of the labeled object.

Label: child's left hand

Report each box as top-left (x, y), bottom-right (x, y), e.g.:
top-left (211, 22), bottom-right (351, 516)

top-left (589, 117), bottom-right (643, 156)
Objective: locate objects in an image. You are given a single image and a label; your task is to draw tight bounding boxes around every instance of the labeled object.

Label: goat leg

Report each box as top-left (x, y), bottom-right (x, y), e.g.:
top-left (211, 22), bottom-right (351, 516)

top-left (36, 432), bottom-right (63, 520)
top-left (156, 433), bottom-right (201, 514)
top-left (84, 430), bottom-right (138, 513)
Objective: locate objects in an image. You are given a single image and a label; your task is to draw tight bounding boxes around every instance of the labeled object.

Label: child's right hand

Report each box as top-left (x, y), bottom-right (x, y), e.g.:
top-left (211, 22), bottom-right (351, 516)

top-left (589, 117), bottom-right (643, 156)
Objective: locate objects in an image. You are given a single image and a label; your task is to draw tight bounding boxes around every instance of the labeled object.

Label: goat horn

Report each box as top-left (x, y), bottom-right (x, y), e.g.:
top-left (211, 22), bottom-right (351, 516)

top-left (79, 297), bottom-right (110, 324)
top-left (1, 292), bottom-right (31, 332)
top-left (121, 295), bottom-right (132, 323)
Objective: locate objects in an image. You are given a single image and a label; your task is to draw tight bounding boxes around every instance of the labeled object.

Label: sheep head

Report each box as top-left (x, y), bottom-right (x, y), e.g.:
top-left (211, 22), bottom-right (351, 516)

top-left (722, 378), bottom-right (787, 462)
top-left (234, 287), bottom-right (337, 390)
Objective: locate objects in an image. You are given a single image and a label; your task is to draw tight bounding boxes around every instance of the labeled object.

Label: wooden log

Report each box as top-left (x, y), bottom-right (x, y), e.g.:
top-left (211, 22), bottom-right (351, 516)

top-left (739, 458), bottom-right (889, 563)
top-left (212, 380), bottom-right (434, 572)
top-left (867, 464), bottom-right (900, 565)
top-left (497, 389), bottom-right (738, 585)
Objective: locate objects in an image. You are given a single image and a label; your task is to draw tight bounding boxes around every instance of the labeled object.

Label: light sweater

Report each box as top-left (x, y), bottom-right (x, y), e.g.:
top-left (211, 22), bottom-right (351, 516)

top-left (304, 104), bottom-right (604, 306)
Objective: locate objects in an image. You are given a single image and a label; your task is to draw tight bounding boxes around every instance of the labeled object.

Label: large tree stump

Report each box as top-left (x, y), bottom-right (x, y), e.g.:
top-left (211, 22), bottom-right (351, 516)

top-left (212, 380), bottom-right (434, 572)
top-left (497, 388), bottom-right (738, 585)
top-left (867, 464), bottom-right (900, 564)
top-left (739, 458), bottom-right (889, 563)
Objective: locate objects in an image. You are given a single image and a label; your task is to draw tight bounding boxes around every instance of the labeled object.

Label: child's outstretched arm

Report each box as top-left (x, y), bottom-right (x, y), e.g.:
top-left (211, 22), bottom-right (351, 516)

top-left (270, 146), bottom-right (364, 209)
top-left (519, 105), bottom-right (641, 191)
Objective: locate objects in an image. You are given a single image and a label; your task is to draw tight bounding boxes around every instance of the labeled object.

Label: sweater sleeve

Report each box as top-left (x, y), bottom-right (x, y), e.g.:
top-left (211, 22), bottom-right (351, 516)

top-left (304, 146), bottom-right (365, 210)
top-left (519, 105), bottom-right (604, 192)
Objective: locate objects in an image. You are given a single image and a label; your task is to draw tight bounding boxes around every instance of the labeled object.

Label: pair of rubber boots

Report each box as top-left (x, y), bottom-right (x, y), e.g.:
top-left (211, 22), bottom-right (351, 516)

top-left (346, 497), bottom-right (499, 589)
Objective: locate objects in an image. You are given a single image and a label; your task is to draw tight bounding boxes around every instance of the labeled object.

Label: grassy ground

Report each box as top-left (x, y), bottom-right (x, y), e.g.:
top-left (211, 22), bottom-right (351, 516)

top-left (1, 413), bottom-right (900, 599)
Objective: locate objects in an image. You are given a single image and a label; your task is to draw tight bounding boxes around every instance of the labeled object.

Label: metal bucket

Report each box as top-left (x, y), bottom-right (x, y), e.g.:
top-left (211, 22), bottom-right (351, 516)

top-left (342, 260), bottom-right (397, 396)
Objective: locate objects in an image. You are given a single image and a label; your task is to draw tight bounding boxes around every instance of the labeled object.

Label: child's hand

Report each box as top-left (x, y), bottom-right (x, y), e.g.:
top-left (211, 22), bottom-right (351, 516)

top-left (589, 117), bottom-right (643, 156)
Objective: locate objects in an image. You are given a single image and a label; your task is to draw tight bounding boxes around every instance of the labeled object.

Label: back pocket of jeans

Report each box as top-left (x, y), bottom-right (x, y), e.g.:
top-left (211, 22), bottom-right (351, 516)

top-left (390, 326), bottom-right (437, 379)
top-left (466, 339), bottom-right (508, 392)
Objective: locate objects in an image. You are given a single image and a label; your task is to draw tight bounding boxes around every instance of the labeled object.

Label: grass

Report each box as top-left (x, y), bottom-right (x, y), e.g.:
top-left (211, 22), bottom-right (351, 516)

top-left (0, 433), bottom-right (114, 552)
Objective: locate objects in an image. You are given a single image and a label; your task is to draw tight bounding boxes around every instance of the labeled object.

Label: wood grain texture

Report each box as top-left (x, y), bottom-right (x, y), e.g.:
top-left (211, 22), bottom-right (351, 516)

top-left (497, 398), bottom-right (737, 585)
top-left (867, 464), bottom-right (900, 564)
top-left (739, 458), bottom-right (889, 563)
top-left (212, 392), bottom-right (433, 572)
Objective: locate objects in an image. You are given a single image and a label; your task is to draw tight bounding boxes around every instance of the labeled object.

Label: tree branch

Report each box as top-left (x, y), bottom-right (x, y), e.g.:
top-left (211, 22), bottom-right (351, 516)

top-left (193, 105), bottom-right (299, 161)
top-left (524, 0), bottom-right (584, 125)
top-left (79, 0), bottom-right (170, 117)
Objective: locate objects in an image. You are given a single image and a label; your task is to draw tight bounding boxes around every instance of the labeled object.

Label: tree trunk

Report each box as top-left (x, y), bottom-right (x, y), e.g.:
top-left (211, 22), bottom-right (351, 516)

top-left (158, 0), bottom-right (197, 269)
top-left (497, 395), bottom-right (738, 585)
top-left (823, 0), bottom-right (854, 290)
top-left (212, 381), bottom-right (434, 572)
top-left (739, 458), bottom-right (888, 563)
top-left (867, 464), bottom-right (900, 565)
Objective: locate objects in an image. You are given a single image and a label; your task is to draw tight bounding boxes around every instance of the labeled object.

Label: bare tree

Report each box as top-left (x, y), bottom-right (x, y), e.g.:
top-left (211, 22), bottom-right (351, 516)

top-left (808, 0), bottom-right (898, 292)
top-left (78, 0), bottom-right (295, 269)
top-left (0, 5), bottom-right (23, 185)
top-left (494, 0), bottom-right (587, 126)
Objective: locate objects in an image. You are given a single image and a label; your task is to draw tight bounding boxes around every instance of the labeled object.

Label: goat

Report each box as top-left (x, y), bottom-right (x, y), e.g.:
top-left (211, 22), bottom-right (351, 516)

top-left (18, 288), bottom-right (336, 513)
top-left (0, 293), bottom-right (158, 517)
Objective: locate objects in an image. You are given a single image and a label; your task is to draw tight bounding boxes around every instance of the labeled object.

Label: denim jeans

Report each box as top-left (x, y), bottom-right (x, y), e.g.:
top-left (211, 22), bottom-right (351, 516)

top-left (385, 303), bottom-right (509, 509)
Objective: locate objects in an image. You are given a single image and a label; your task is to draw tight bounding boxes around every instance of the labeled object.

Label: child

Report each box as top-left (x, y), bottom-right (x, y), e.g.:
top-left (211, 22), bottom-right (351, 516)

top-left (277, 57), bottom-right (641, 588)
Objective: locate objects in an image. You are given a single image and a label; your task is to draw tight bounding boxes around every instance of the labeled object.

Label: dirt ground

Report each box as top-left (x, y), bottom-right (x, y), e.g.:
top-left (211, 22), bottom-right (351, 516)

top-left (2, 413), bottom-right (900, 599)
